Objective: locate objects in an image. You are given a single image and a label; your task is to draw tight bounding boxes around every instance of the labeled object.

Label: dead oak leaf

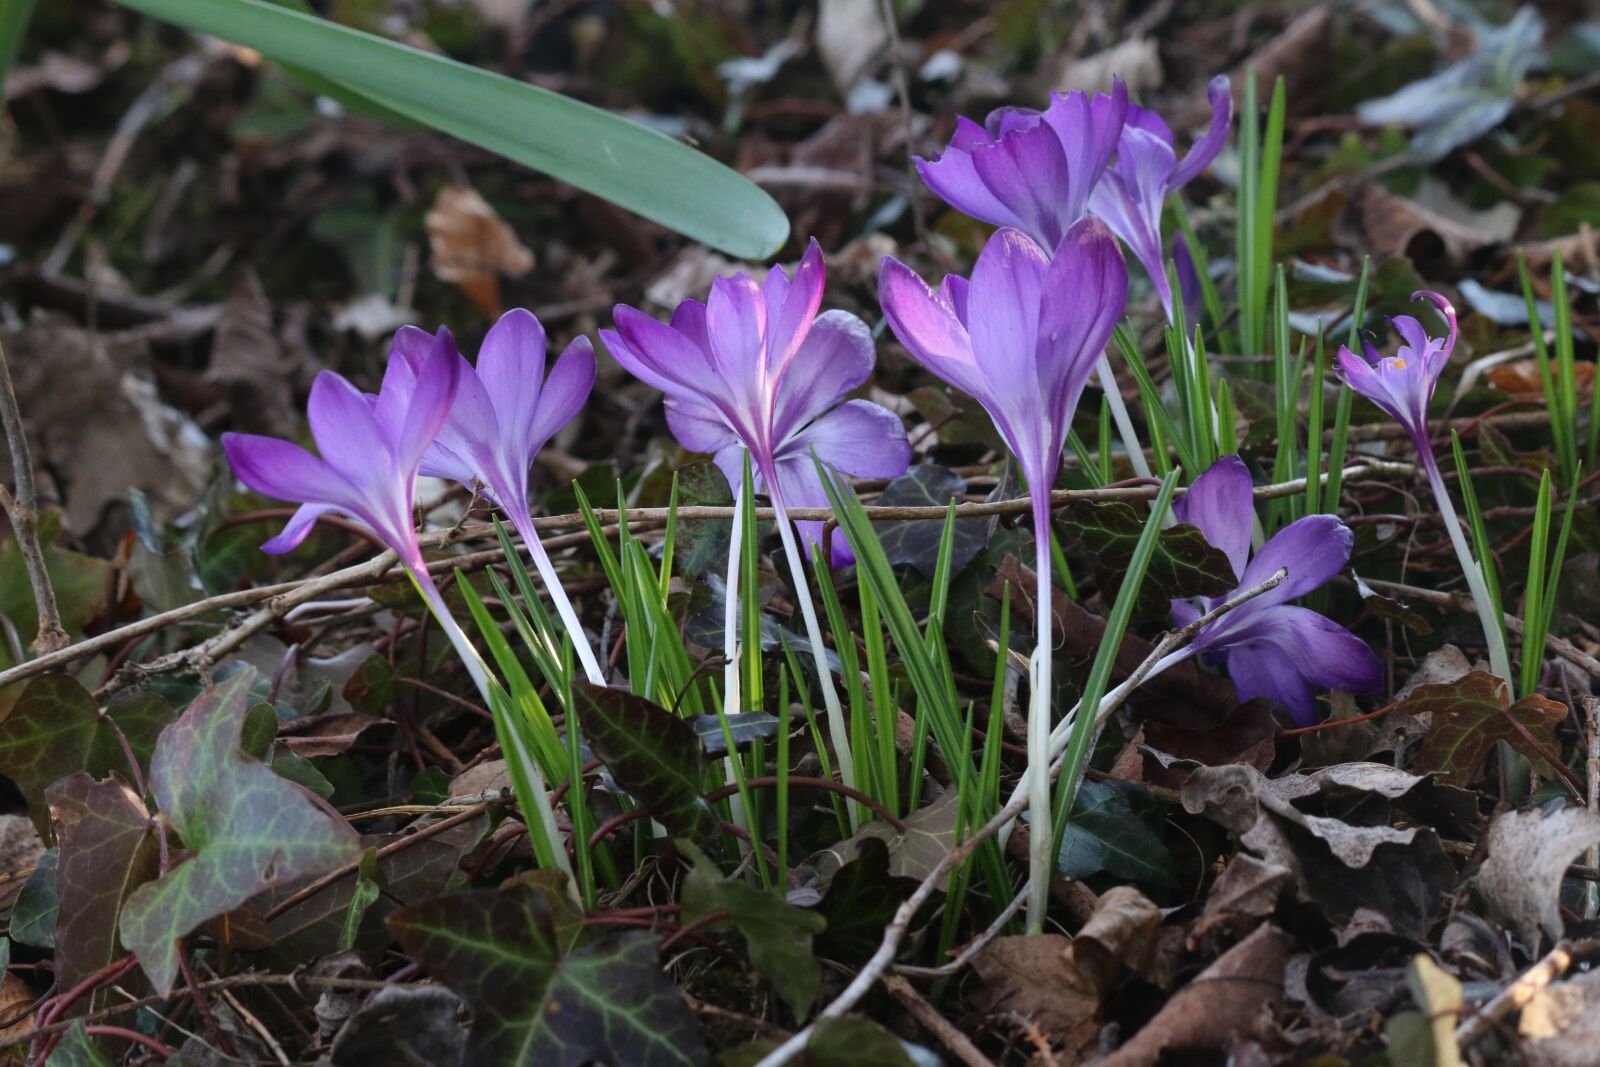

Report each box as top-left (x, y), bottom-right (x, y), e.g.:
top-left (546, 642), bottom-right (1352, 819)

top-left (1478, 806), bottom-right (1600, 950)
top-left (425, 183), bottom-right (534, 318)
top-left (1405, 671), bottom-right (1567, 787)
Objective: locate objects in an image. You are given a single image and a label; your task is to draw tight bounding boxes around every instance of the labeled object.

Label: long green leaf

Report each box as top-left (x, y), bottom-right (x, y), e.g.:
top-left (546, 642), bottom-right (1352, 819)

top-left (113, 0), bottom-right (788, 257)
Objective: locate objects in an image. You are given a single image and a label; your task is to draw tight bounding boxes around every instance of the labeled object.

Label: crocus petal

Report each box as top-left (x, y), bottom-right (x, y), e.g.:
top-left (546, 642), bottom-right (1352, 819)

top-left (878, 257), bottom-right (989, 403)
top-left (222, 432), bottom-right (350, 507)
top-left (1167, 75), bottom-right (1233, 191)
top-left (1239, 514), bottom-right (1352, 608)
top-left (766, 239), bottom-right (825, 379)
top-left (392, 329), bottom-right (462, 472)
top-left (305, 373), bottom-right (393, 487)
top-left (1220, 606), bottom-right (1384, 725)
top-left (1038, 218), bottom-right (1129, 427)
top-left (770, 454), bottom-right (853, 565)
top-left (666, 396), bottom-right (737, 456)
top-left (1173, 232), bottom-right (1203, 333)
top-left (966, 228), bottom-right (1048, 407)
top-left (1036, 78), bottom-right (1128, 223)
top-left (915, 117), bottom-right (1027, 232)
top-left (1087, 126), bottom-right (1177, 313)
top-left (522, 336), bottom-right (596, 453)
top-left (706, 273), bottom-right (769, 388)
top-left (477, 308), bottom-right (549, 442)
top-left (669, 299), bottom-right (712, 355)
top-left (607, 305), bottom-right (721, 397)
top-left (260, 503), bottom-right (337, 555)
top-left (969, 122), bottom-right (1073, 249)
top-left (1173, 454), bottom-right (1253, 579)
top-left (785, 399), bottom-right (911, 480)
top-left (770, 311), bottom-right (874, 442)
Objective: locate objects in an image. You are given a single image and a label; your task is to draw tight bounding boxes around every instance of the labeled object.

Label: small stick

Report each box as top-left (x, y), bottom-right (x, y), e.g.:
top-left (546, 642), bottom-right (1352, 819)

top-left (1454, 942), bottom-right (1574, 1047)
top-left (884, 974), bottom-right (998, 1067)
top-left (1586, 697), bottom-right (1600, 919)
top-left (0, 338), bottom-right (66, 654)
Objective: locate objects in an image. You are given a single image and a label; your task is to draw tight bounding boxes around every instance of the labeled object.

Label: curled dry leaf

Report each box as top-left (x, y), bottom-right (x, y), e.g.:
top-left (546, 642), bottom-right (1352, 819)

top-left (971, 886), bottom-right (1160, 1061)
top-left (1518, 970), bottom-right (1600, 1067)
top-left (1477, 806), bottom-right (1600, 950)
top-left (425, 182), bottom-right (535, 318)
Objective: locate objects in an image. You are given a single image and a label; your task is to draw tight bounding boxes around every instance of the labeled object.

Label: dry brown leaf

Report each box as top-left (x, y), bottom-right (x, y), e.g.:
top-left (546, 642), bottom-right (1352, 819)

top-left (1520, 970), bottom-right (1600, 1067)
top-left (1189, 854), bottom-right (1292, 951)
top-left (425, 183), bottom-right (535, 318)
top-left (1487, 360), bottom-right (1595, 397)
top-left (971, 886), bottom-right (1160, 1062)
top-left (1477, 806), bottom-right (1600, 950)
top-left (1360, 181), bottom-right (1518, 266)
top-left (1098, 924), bottom-right (1292, 1067)
top-left (209, 269), bottom-right (296, 437)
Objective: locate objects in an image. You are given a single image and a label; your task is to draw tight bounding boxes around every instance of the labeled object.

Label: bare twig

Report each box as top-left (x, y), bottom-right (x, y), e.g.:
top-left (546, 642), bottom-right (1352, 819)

top-left (884, 974), bottom-right (997, 1067)
top-left (0, 463), bottom-right (1395, 693)
top-left (752, 570), bottom-right (1289, 1067)
top-left (1455, 942), bottom-right (1574, 1047)
top-left (0, 338), bottom-right (66, 654)
top-left (1363, 577), bottom-right (1600, 683)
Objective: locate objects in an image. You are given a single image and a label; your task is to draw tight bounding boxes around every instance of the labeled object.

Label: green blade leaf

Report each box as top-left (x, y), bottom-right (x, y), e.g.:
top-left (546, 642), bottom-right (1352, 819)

top-left (112, 0), bottom-right (788, 258)
top-left (390, 885), bottom-right (707, 1067)
top-left (573, 683), bottom-right (719, 844)
top-left (119, 668), bottom-right (360, 993)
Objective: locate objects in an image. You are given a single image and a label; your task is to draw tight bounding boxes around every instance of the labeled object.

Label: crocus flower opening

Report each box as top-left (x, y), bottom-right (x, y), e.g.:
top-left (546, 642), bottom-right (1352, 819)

top-left (1171, 456), bottom-right (1383, 726)
top-left (1086, 75), bottom-right (1231, 320)
top-left (880, 218), bottom-right (1128, 931)
top-left (387, 311), bottom-right (606, 686)
top-left (222, 330), bottom-right (460, 575)
top-left (1335, 291), bottom-right (1512, 681)
top-left (1334, 290), bottom-right (1458, 461)
top-left (601, 238), bottom-right (912, 563)
top-left (916, 80), bottom-right (1128, 254)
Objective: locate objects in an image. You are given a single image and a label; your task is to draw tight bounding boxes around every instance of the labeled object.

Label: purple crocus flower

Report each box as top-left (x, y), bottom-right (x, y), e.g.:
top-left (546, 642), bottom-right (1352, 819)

top-left (880, 218), bottom-right (1127, 930)
top-left (1334, 290), bottom-right (1456, 459)
top-left (1087, 76), bottom-right (1231, 320)
top-left (1336, 290), bottom-right (1511, 681)
top-left (601, 239), bottom-right (912, 563)
top-left (386, 311), bottom-right (605, 685)
top-left (916, 81), bottom-right (1128, 253)
top-left (222, 331), bottom-right (460, 575)
top-left (1170, 455), bottom-right (1383, 726)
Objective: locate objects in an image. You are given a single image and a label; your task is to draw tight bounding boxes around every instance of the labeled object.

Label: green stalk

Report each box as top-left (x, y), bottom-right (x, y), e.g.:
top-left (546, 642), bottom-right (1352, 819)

top-left (1431, 444), bottom-right (1512, 682)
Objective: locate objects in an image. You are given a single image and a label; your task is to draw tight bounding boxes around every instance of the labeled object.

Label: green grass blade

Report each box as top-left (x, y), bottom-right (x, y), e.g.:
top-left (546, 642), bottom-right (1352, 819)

top-left (0, 0), bottom-right (37, 92)
top-left (112, 0), bottom-right (788, 257)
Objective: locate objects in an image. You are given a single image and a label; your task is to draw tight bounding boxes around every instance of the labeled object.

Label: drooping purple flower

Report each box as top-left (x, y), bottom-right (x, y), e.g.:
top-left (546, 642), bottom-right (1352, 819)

top-left (1172, 455), bottom-right (1383, 726)
top-left (386, 311), bottom-right (595, 554)
top-left (1335, 290), bottom-right (1457, 458)
top-left (222, 331), bottom-right (460, 573)
top-left (601, 239), bottom-right (911, 562)
top-left (879, 219), bottom-right (1128, 513)
top-left (916, 81), bottom-right (1129, 252)
top-left (1087, 76), bottom-right (1231, 319)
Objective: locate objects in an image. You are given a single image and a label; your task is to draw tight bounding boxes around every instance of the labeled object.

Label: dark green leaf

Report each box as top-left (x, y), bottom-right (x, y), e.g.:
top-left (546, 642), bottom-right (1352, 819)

top-left (673, 461), bottom-right (734, 580)
top-left (47, 774), bottom-right (159, 1007)
top-left (112, 0), bottom-right (788, 258)
top-left (339, 849), bottom-right (383, 952)
top-left (11, 848), bottom-right (57, 949)
top-left (1060, 501), bottom-right (1236, 619)
top-left (681, 843), bottom-right (826, 1019)
top-left (872, 465), bottom-right (991, 578)
top-left (690, 713), bottom-right (780, 757)
top-left (46, 1020), bottom-right (116, 1067)
top-left (1408, 671), bottom-right (1568, 786)
top-left (810, 838), bottom-right (918, 959)
top-left (1055, 779), bottom-right (1177, 896)
top-left (390, 885), bottom-right (707, 1067)
top-left (805, 1017), bottom-right (917, 1067)
top-left (0, 510), bottom-right (109, 668)
top-left (120, 668), bottom-right (360, 993)
top-left (0, 677), bottom-right (171, 838)
top-left (574, 684), bottom-right (718, 844)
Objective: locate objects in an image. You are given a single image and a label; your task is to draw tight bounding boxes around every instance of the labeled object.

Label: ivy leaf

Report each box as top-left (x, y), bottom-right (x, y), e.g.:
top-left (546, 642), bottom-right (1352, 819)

top-left (809, 838), bottom-right (918, 960)
top-left (1055, 779), bottom-right (1177, 897)
top-left (11, 848), bottom-right (58, 949)
top-left (1408, 671), bottom-right (1567, 786)
top-left (681, 842), bottom-right (826, 1020)
top-left (673, 460), bottom-right (735, 580)
top-left (47, 774), bottom-right (159, 1010)
top-left (805, 1017), bottom-right (918, 1067)
top-left (574, 684), bottom-right (718, 844)
top-left (389, 885), bottom-right (708, 1067)
top-left (690, 713), bottom-right (780, 758)
top-left (0, 677), bottom-right (172, 838)
top-left (0, 510), bottom-right (110, 670)
top-left (872, 464), bottom-right (993, 578)
top-left (119, 668), bottom-right (361, 993)
top-left (1060, 501), bottom-right (1236, 619)
top-left (46, 1020), bottom-right (116, 1067)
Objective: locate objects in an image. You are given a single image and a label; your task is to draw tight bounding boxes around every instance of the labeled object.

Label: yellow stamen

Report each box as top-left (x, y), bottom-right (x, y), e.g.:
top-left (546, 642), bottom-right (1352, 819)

top-left (1390, 356), bottom-right (1407, 369)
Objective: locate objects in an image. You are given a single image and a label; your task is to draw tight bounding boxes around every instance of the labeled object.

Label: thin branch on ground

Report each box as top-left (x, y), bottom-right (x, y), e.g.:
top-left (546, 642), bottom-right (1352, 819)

top-left (0, 338), bottom-right (66, 654)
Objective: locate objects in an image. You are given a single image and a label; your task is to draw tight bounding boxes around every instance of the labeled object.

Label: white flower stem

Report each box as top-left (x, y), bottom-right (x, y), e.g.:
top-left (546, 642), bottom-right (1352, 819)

top-left (1025, 509), bottom-right (1054, 932)
top-left (409, 567), bottom-right (572, 877)
top-left (1422, 454), bottom-right (1513, 682)
top-left (1096, 356), bottom-right (1152, 481)
top-left (768, 489), bottom-right (859, 830)
top-left (517, 523), bottom-right (608, 688)
top-left (720, 484), bottom-right (750, 840)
